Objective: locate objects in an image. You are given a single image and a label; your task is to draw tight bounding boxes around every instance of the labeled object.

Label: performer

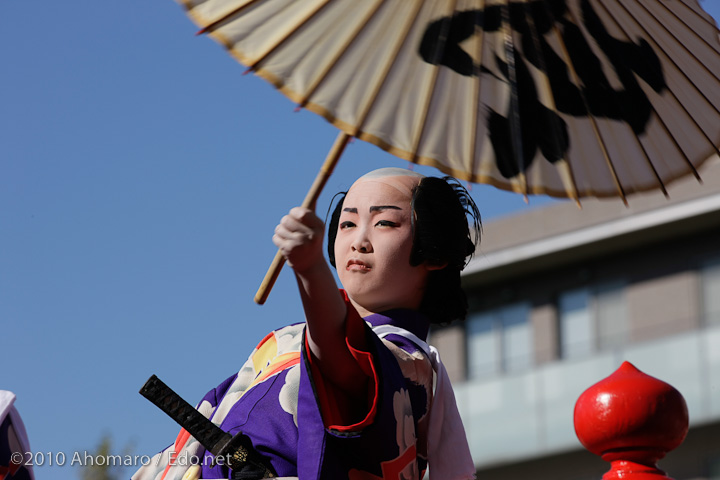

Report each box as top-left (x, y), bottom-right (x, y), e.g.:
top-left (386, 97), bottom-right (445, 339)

top-left (133, 168), bottom-right (480, 480)
top-left (0, 391), bottom-right (35, 480)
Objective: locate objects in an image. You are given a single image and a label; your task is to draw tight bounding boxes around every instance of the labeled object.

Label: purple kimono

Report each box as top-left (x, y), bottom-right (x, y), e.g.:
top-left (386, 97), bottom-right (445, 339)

top-left (132, 296), bottom-right (433, 480)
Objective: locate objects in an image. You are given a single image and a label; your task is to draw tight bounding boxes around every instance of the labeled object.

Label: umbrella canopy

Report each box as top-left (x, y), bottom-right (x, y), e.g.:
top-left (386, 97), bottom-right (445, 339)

top-left (176, 0), bottom-right (720, 202)
top-left (173, 0), bottom-right (720, 303)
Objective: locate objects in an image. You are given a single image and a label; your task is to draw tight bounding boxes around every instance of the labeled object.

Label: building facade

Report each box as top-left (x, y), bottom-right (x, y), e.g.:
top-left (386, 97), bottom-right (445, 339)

top-left (431, 157), bottom-right (720, 480)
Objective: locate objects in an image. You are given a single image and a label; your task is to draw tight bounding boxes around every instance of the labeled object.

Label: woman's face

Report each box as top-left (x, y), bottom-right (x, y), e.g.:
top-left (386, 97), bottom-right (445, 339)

top-left (334, 175), bottom-right (431, 316)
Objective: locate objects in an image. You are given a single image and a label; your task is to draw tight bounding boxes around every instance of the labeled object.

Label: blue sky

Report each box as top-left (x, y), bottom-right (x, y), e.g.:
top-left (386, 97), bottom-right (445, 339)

top-left (2, 2), bottom-right (718, 479)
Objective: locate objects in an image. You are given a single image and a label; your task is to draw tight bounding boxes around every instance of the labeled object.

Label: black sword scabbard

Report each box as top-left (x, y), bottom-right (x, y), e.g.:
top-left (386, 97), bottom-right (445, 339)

top-left (139, 374), bottom-right (276, 478)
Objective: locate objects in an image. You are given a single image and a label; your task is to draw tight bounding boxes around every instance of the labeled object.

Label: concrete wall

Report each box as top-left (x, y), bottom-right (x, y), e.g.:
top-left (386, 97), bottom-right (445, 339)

top-left (627, 270), bottom-right (701, 342)
top-left (450, 223), bottom-right (720, 383)
top-left (531, 302), bottom-right (559, 364)
top-left (429, 323), bottom-right (466, 383)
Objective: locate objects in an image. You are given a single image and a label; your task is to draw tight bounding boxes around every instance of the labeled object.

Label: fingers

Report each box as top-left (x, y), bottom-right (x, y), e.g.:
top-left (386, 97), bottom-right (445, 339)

top-left (272, 207), bottom-right (326, 271)
top-left (272, 220), bottom-right (311, 249)
top-left (273, 208), bottom-right (321, 242)
top-left (288, 207), bottom-right (325, 230)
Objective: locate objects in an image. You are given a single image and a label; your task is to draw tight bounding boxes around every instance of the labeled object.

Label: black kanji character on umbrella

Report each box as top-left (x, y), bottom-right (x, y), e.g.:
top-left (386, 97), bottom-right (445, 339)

top-left (419, 0), bottom-right (666, 179)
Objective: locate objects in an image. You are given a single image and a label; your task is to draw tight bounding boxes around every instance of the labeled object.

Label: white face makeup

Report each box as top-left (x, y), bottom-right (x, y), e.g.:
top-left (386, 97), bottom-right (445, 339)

top-left (334, 172), bottom-right (430, 317)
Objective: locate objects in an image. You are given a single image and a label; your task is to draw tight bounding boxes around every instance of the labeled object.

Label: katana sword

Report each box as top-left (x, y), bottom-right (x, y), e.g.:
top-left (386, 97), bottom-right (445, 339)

top-left (139, 374), bottom-right (276, 478)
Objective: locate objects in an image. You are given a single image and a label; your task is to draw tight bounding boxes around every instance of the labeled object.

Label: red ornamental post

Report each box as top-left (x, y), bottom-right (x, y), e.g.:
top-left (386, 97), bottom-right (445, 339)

top-left (574, 361), bottom-right (689, 480)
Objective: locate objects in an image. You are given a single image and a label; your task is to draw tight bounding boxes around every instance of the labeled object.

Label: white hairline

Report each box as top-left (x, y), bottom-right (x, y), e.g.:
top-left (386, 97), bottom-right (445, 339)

top-left (358, 167), bottom-right (425, 181)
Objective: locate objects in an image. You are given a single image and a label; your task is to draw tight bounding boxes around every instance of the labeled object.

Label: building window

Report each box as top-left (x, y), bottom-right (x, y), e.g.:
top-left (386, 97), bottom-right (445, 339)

top-left (559, 282), bottom-right (627, 359)
top-left (701, 257), bottom-right (720, 325)
top-left (466, 302), bottom-right (532, 379)
top-left (559, 288), bottom-right (593, 359)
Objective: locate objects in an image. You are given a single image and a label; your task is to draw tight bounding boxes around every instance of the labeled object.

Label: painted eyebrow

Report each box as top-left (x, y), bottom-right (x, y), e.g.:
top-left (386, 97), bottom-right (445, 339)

top-left (342, 205), bottom-right (403, 213)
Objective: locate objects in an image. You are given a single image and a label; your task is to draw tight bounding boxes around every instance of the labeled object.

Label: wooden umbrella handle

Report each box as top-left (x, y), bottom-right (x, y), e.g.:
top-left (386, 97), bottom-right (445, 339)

top-left (254, 131), bottom-right (351, 305)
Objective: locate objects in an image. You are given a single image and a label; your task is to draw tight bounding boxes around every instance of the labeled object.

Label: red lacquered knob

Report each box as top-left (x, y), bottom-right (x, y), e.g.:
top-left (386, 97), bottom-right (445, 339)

top-left (574, 361), bottom-right (688, 480)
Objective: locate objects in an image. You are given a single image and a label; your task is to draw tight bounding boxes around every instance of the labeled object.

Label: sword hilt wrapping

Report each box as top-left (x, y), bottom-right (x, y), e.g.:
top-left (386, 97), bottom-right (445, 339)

top-left (139, 375), bottom-right (276, 477)
top-left (140, 375), bottom-right (230, 450)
